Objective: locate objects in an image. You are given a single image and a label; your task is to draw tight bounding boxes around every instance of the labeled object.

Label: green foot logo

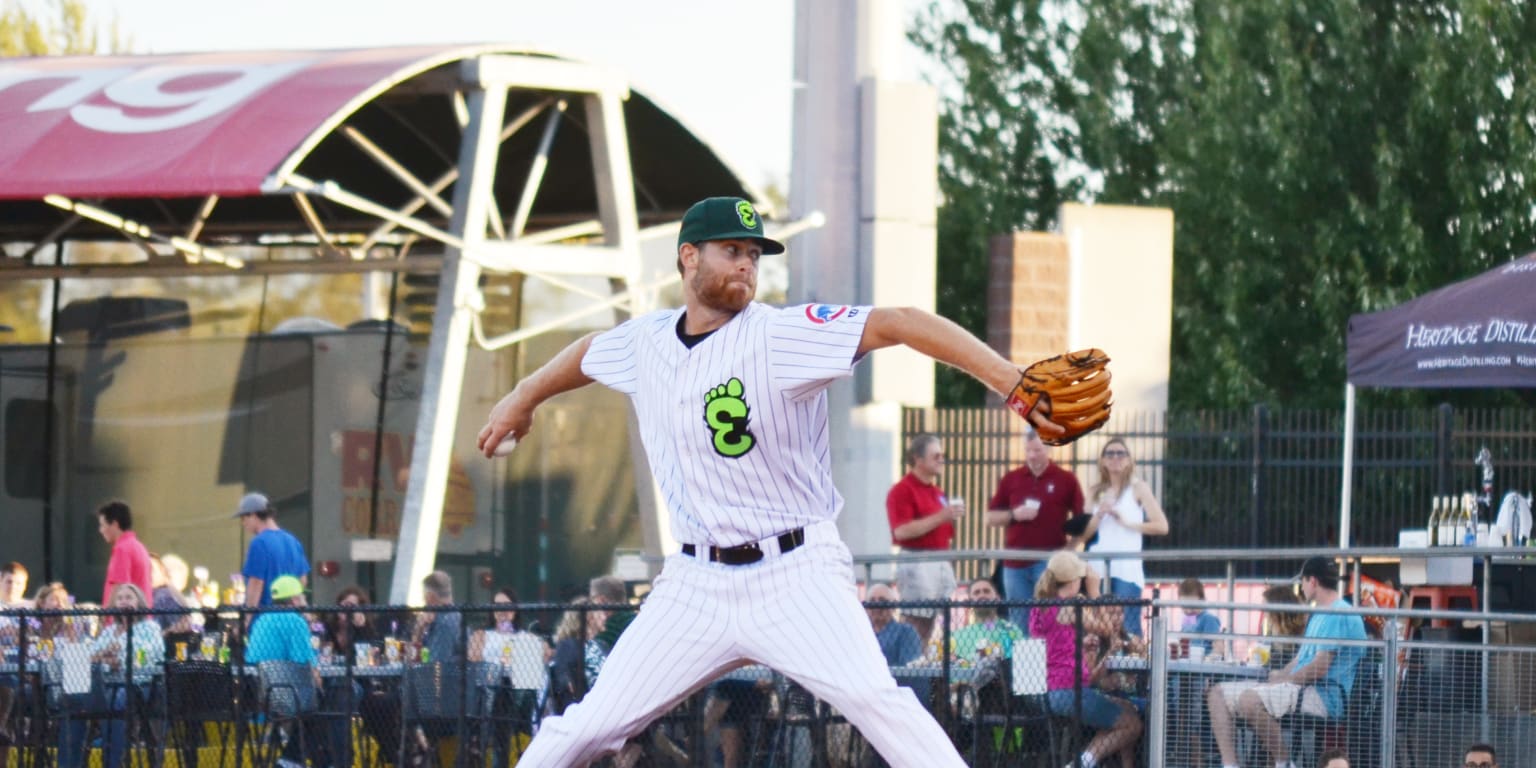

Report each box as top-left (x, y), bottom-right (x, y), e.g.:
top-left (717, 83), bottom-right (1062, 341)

top-left (704, 377), bottom-right (755, 458)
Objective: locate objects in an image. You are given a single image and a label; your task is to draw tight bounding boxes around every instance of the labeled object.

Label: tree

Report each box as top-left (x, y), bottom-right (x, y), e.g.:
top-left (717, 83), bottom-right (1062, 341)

top-left (912, 0), bottom-right (1536, 409)
top-left (910, 0), bottom-right (1083, 405)
top-left (0, 0), bottom-right (120, 56)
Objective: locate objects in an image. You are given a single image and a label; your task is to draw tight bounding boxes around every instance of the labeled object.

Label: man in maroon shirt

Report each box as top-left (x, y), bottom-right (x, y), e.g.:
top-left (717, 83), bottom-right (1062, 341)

top-left (985, 428), bottom-right (1085, 630)
top-left (886, 434), bottom-right (965, 643)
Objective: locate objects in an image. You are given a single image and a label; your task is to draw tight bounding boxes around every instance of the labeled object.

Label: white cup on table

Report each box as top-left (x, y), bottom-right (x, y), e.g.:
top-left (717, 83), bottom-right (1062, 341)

top-left (1187, 645), bottom-right (1206, 663)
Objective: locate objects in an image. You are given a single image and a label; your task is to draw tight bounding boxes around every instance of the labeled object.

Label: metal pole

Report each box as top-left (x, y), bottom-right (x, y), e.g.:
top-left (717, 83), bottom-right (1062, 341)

top-left (1481, 555), bottom-right (1491, 743)
top-left (1225, 560), bottom-right (1237, 643)
top-left (1381, 618), bottom-right (1398, 768)
top-left (1148, 614), bottom-right (1167, 768)
top-left (1339, 383), bottom-right (1355, 548)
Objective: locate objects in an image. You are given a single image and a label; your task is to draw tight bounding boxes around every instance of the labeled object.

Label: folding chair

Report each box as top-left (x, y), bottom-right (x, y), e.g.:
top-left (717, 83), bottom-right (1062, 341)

top-left (164, 660), bottom-right (239, 768)
top-left (254, 660), bottom-right (319, 768)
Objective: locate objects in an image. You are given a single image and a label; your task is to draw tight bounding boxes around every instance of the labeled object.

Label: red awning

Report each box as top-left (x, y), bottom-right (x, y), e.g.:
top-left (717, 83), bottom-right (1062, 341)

top-left (0, 46), bottom-right (488, 200)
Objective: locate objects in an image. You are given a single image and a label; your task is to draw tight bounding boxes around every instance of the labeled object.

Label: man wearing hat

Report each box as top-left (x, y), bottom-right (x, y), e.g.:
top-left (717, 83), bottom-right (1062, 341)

top-left (245, 575), bottom-right (323, 767)
top-left (1205, 557), bottom-right (1367, 768)
top-left (236, 492), bottom-right (310, 609)
top-left (479, 196), bottom-right (1081, 767)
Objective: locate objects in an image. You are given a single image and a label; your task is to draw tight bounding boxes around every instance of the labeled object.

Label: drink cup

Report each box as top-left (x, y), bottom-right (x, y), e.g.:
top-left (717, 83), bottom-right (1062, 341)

top-left (1178, 637), bottom-right (1190, 659)
top-left (1188, 645), bottom-right (1206, 663)
top-left (175, 642), bottom-right (187, 661)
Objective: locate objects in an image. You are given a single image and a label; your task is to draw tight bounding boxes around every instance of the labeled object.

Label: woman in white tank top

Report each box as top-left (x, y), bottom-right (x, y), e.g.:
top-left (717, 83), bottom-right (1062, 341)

top-left (1083, 438), bottom-right (1169, 637)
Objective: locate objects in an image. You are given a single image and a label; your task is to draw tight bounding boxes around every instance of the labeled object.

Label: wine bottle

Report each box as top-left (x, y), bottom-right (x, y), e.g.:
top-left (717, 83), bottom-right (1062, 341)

top-left (1428, 497), bottom-right (1441, 547)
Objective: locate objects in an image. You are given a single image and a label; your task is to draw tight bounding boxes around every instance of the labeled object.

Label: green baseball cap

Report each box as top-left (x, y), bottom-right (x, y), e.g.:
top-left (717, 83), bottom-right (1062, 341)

top-left (269, 575), bottom-right (306, 601)
top-left (677, 197), bottom-right (785, 255)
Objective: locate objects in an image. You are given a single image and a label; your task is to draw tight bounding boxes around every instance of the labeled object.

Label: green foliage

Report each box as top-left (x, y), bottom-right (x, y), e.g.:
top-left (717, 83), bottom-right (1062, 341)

top-left (912, 0), bottom-right (1536, 409)
top-left (910, 0), bottom-right (1081, 405)
top-left (0, 0), bottom-right (122, 56)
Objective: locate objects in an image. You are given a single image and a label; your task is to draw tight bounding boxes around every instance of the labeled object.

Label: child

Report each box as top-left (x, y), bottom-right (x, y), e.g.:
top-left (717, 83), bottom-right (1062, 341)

top-left (1178, 578), bottom-right (1223, 655)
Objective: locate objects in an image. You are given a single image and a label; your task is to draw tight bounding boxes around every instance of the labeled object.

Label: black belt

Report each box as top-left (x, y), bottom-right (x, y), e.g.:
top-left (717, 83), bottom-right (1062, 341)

top-left (682, 528), bottom-right (806, 565)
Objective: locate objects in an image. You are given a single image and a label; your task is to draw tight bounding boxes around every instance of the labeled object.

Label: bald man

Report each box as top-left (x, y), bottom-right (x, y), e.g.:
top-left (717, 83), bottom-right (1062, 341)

top-left (867, 583), bottom-right (923, 666)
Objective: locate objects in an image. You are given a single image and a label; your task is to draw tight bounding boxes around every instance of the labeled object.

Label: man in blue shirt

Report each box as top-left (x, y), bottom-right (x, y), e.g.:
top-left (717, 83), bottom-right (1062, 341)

top-left (236, 492), bottom-right (310, 609)
top-left (867, 582), bottom-right (923, 666)
top-left (245, 575), bottom-right (322, 768)
top-left (1205, 557), bottom-right (1367, 768)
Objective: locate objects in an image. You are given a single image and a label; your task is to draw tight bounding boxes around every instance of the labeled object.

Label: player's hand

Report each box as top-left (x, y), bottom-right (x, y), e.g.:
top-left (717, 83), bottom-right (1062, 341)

top-left (1024, 405), bottom-right (1068, 442)
top-left (478, 388), bottom-right (535, 458)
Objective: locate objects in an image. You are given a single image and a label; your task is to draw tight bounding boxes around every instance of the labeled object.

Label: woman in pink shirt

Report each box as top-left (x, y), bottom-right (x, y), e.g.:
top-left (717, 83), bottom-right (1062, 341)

top-left (1028, 551), bottom-right (1142, 768)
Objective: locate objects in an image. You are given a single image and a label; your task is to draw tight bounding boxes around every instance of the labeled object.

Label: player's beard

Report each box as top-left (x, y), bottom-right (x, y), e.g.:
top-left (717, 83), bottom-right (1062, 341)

top-left (691, 266), bottom-right (755, 313)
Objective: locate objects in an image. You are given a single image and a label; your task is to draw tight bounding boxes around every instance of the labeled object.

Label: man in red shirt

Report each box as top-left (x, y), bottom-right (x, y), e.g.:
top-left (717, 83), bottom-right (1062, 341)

top-left (97, 500), bottom-right (152, 607)
top-left (886, 434), bottom-right (966, 643)
top-left (986, 428), bottom-right (1085, 630)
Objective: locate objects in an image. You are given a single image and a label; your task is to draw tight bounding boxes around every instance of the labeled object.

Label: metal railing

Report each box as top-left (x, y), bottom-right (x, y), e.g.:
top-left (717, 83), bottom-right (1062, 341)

top-left (2, 590), bottom-right (1531, 766)
top-left (904, 404), bottom-right (1536, 564)
top-left (1148, 599), bottom-right (1536, 768)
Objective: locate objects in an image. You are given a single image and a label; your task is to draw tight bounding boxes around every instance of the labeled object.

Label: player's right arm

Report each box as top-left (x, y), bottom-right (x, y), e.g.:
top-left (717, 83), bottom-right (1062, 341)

top-left (477, 332), bottom-right (599, 457)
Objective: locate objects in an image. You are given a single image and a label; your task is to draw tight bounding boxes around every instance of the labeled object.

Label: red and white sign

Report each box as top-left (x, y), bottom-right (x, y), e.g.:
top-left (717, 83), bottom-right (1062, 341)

top-left (0, 46), bottom-right (467, 199)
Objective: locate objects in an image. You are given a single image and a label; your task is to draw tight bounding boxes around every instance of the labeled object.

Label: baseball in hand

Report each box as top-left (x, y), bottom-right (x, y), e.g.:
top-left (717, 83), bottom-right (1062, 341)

top-left (493, 437), bottom-right (518, 457)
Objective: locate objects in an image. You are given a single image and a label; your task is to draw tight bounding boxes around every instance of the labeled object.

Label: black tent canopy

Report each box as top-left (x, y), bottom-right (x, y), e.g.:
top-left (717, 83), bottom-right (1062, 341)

top-left (1339, 252), bottom-right (1536, 543)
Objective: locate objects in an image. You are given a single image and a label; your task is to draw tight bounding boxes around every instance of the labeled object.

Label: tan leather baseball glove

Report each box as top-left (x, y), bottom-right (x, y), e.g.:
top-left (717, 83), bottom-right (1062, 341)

top-left (1004, 348), bottom-right (1113, 446)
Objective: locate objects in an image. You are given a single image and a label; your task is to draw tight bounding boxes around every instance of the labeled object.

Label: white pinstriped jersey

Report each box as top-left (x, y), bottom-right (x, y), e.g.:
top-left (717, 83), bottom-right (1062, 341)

top-left (580, 301), bottom-right (871, 547)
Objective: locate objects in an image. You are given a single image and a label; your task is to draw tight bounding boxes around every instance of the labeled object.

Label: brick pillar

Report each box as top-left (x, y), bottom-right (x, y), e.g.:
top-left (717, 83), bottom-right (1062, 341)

top-left (988, 231), bottom-right (1070, 376)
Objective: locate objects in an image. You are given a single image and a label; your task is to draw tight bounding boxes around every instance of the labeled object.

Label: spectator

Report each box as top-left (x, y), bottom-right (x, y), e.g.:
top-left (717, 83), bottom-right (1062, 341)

top-left (1261, 584), bottom-right (1308, 669)
top-left (951, 578), bottom-right (1025, 662)
top-left (0, 562), bottom-right (27, 746)
top-left (362, 571), bottom-right (463, 767)
top-left (0, 562), bottom-right (29, 607)
top-left (1463, 743), bottom-right (1498, 768)
top-left (1179, 578), bottom-right (1224, 654)
top-left (886, 434), bottom-right (964, 643)
top-left (469, 586), bottom-right (550, 680)
top-left (413, 570), bottom-right (462, 664)
top-left (235, 492), bottom-right (310, 609)
top-left (1029, 551), bottom-right (1142, 768)
top-left (986, 427), bottom-right (1086, 628)
top-left (0, 561), bottom-right (29, 648)
top-left (244, 575), bottom-right (328, 768)
top-left (1206, 557), bottom-right (1367, 768)
top-left (1081, 438), bottom-right (1168, 637)
top-left (32, 582), bottom-right (82, 643)
top-left (547, 597), bottom-right (599, 715)
top-left (323, 585), bottom-right (380, 662)
top-left (587, 576), bottom-right (633, 655)
top-left (97, 501), bottom-right (152, 607)
top-left (61, 583), bottom-right (163, 768)
top-left (1173, 578), bottom-right (1224, 766)
top-left (469, 586), bottom-right (551, 768)
top-left (150, 554), bottom-right (197, 635)
top-left (1319, 747), bottom-right (1350, 768)
top-left (865, 582), bottom-right (922, 666)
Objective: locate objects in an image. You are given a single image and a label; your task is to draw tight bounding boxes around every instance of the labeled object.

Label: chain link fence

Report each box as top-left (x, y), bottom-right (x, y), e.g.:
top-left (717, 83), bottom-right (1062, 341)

top-left (3, 595), bottom-right (1529, 766)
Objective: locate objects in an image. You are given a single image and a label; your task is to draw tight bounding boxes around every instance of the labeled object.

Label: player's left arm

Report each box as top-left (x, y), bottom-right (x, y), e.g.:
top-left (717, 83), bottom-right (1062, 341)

top-left (857, 307), bottom-right (1065, 440)
top-left (478, 332), bottom-right (599, 457)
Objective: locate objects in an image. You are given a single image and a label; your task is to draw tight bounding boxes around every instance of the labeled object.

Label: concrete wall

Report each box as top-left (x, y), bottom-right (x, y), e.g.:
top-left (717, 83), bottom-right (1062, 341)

top-left (790, 0), bottom-right (938, 570)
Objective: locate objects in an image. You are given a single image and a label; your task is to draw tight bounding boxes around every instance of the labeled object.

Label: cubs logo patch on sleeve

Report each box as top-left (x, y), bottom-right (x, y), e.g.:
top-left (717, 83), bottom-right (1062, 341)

top-left (804, 304), bottom-right (849, 325)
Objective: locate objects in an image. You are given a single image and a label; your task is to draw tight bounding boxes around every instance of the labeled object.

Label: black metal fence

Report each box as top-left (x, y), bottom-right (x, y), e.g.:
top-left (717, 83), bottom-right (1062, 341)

top-left (903, 405), bottom-right (1536, 578)
top-left (0, 596), bottom-right (1145, 768)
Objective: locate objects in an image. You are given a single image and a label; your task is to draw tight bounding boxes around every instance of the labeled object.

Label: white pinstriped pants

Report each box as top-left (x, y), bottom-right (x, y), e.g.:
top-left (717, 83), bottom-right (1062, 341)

top-left (518, 521), bottom-right (967, 767)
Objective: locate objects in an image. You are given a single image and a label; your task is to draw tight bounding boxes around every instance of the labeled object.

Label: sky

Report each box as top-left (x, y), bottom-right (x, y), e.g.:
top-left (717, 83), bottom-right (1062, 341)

top-left (71, 0), bottom-right (799, 191)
